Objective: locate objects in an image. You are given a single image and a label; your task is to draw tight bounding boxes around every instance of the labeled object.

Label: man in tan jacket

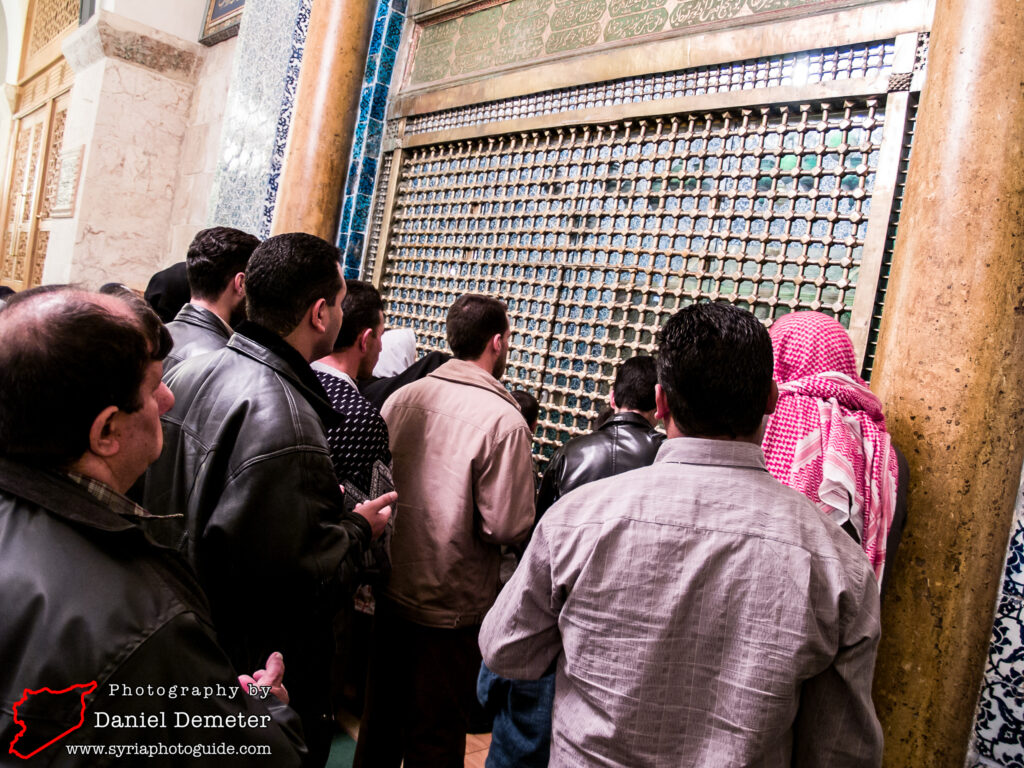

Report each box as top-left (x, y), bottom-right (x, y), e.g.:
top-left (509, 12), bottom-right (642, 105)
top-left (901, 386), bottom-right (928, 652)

top-left (354, 293), bottom-right (536, 768)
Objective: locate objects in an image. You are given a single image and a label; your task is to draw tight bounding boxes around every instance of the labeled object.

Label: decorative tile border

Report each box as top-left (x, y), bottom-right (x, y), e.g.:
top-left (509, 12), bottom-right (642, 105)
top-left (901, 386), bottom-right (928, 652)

top-left (260, 0), bottom-right (313, 238)
top-left (336, 0), bottom-right (408, 278)
top-left (210, 0), bottom-right (308, 236)
top-left (969, 467), bottom-right (1024, 766)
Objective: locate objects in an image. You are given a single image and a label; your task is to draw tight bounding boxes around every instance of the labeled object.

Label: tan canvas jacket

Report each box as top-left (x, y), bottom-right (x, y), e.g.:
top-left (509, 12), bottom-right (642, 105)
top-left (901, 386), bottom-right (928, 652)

top-left (381, 358), bottom-right (536, 627)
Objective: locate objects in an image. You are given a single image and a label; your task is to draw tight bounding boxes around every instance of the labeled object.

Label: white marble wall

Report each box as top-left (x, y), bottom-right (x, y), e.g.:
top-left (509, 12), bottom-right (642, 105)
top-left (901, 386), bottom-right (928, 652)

top-left (167, 36), bottom-right (238, 265)
top-left (43, 10), bottom-right (241, 290)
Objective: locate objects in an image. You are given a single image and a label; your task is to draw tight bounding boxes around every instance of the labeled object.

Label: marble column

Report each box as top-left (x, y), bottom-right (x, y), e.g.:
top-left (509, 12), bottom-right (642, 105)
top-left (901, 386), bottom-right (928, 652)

top-left (869, 0), bottom-right (1024, 763)
top-left (271, 0), bottom-right (376, 240)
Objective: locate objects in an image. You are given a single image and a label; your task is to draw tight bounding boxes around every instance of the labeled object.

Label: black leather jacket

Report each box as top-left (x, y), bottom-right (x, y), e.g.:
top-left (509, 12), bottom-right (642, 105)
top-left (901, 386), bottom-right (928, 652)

top-left (536, 411), bottom-right (666, 519)
top-left (0, 458), bottom-right (307, 766)
top-left (144, 323), bottom-right (370, 751)
top-left (163, 303), bottom-right (231, 374)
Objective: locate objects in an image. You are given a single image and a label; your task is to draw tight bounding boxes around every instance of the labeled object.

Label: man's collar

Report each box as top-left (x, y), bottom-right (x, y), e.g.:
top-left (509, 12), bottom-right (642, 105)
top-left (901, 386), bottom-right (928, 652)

top-left (428, 358), bottom-right (518, 407)
top-left (312, 360), bottom-right (357, 390)
top-left (654, 436), bottom-right (768, 470)
top-left (172, 303), bottom-right (232, 339)
top-left (232, 321), bottom-right (340, 427)
top-left (600, 410), bottom-right (657, 431)
top-left (64, 472), bottom-right (163, 520)
top-left (0, 457), bottom-right (138, 533)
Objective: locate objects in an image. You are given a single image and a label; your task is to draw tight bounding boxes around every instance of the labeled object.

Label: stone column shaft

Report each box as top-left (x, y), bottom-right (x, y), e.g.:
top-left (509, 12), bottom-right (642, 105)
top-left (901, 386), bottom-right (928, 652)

top-left (271, 0), bottom-right (376, 239)
top-left (870, 0), bottom-right (1024, 764)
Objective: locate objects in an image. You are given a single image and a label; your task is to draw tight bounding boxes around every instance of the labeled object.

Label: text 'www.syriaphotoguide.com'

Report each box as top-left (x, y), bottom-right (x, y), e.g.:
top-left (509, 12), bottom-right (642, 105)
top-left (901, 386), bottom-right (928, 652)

top-left (64, 743), bottom-right (272, 758)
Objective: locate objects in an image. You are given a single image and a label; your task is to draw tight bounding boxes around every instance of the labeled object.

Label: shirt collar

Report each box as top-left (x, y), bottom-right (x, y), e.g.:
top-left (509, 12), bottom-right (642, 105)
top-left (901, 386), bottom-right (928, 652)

top-left (428, 358), bottom-right (518, 407)
top-left (234, 320), bottom-right (335, 405)
top-left (311, 360), bottom-right (357, 389)
top-left (64, 472), bottom-right (159, 519)
top-left (654, 437), bottom-right (768, 471)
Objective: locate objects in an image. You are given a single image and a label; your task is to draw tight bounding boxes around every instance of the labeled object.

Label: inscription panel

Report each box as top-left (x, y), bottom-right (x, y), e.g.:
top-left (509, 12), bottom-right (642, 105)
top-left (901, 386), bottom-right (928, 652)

top-left (409, 0), bottom-right (881, 85)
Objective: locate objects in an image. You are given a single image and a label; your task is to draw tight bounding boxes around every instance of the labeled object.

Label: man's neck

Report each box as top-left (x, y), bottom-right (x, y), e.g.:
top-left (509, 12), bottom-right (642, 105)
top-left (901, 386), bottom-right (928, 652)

top-left (190, 297), bottom-right (232, 330)
top-left (316, 350), bottom-right (361, 380)
top-left (460, 355), bottom-right (498, 380)
top-left (65, 455), bottom-right (128, 495)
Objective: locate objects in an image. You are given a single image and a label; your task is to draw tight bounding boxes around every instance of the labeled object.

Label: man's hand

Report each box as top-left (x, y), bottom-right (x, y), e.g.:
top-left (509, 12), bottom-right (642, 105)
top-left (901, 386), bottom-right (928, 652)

top-left (353, 491), bottom-right (396, 540)
top-left (238, 651), bottom-right (289, 704)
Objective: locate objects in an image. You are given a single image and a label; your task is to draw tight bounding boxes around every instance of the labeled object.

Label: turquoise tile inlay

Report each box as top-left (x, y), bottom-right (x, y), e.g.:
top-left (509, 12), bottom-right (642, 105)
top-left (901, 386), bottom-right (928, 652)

top-left (335, 0), bottom-right (407, 278)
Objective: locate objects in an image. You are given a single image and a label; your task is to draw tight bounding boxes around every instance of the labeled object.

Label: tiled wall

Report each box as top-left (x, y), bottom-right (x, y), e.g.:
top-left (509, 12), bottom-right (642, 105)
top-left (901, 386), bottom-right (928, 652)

top-left (208, 0), bottom-right (308, 237)
top-left (967, 466), bottom-right (1024, 766)
top-left (209, 0), bottom-right (403, 269)
top-left (335, 0), bottom-right (407, 278)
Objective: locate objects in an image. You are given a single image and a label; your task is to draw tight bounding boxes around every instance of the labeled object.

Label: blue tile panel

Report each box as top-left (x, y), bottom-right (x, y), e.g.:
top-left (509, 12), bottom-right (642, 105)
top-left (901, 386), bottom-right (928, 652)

top-left (259, 0), bottom-right (313, 239)
top-left (970, 477), bottom-right (1024, 766)
top-left (336, 0), bottom-right (407, 279)
top-left (209, 0), bottom-right (309, 237)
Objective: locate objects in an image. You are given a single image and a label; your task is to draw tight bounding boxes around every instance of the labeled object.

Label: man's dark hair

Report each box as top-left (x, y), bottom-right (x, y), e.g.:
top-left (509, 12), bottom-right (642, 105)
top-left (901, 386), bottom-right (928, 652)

top-left (144, 261), bottom-right (189, 323)
top-left (245, 233), bottom-right (343, 336)
top-left (0, 290), bottom-right (166, 467)
top-left (657, 303), bottom-right (773, 438)
top-left (613, 356), bottom-right (658, 412)
top-left (511, 389), bottom-right (539, 429)
top-left (334, 279), bottom-right (384, 351)
top-left (446, 294), bottom-right (508, 359)
top-left (186, 227), bottom-right (260, 301)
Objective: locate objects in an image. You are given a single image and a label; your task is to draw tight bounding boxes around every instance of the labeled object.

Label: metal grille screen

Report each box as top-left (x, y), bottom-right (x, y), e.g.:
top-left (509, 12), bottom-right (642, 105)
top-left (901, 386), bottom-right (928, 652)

top-left (382, 98), bottom-right (885, 455)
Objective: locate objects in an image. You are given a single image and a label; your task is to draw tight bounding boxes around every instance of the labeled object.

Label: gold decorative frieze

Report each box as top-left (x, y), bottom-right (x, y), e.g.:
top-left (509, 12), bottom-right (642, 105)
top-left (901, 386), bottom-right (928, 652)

top-left (409, 0), bottom-right (882, 86)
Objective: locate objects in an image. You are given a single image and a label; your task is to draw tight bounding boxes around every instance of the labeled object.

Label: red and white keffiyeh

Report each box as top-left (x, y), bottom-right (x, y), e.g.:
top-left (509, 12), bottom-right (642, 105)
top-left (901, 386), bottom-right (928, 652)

top-left (762, 311), bottom-right (898, 580)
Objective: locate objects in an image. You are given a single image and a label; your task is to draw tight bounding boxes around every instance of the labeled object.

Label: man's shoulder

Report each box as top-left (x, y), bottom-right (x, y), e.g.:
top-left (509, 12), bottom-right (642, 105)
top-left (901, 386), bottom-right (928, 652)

top-left (0, 484), bottom-right (201, 659)
top-left (165, 345), bottom-right (326, 453)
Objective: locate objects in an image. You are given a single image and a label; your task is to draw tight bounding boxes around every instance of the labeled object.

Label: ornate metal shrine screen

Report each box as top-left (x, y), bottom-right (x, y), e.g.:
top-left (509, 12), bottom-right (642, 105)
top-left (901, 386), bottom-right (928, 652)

top-left (367, 16), bottom-right (927, 459)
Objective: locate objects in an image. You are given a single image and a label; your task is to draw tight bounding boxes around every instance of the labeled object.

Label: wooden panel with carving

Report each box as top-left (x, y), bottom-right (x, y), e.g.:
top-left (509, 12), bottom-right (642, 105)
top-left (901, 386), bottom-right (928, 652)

top-left (22, 0), bottom-right (79, 80)
top-left (0, 93), bottom-right (68, 289)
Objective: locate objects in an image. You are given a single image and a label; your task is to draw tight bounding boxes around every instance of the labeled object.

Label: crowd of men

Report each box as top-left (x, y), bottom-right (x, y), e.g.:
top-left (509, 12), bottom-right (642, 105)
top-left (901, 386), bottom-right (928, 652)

top-left (0, 227), bottom-right (883, 767)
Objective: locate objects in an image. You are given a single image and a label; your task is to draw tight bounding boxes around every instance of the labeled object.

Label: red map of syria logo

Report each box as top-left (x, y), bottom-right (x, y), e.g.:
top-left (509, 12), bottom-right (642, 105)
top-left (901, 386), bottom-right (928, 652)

top-left (8, 681), bottom-right (97, 759)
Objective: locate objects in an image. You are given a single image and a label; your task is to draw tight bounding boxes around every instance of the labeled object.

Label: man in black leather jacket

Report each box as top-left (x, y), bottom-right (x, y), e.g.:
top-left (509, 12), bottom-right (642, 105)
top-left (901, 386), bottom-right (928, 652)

top-left (0, 288), bottom-right (307, 766)
top-left (163, 227), bottom-right (260, 374)
top-left (144, 233), bottom-right (393, 767)
top-left (536, 355), bottom-right (665, 519)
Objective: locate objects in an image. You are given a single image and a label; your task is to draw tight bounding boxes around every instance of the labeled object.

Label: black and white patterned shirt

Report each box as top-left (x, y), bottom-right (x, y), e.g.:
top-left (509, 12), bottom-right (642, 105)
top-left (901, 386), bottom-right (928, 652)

top-left (313, 363), bottom-right (392, 496)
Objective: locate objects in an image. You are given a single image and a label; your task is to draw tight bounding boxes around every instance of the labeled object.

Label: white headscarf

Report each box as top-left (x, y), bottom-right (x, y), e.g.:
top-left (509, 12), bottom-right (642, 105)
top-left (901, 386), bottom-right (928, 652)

top-left (373, 328), bottom-right (417, 377)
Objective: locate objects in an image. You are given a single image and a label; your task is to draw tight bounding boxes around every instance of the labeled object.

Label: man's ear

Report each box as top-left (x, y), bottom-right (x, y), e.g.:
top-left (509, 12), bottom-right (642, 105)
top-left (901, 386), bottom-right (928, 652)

top-left (491, 333), bottom-right (503, 353)
top-left (610, 390), bottom-right (618, 411)
top-left (233, 272), bottom-right (245, 297)
top-left (88, 406), bottom-right (121, 458)
top-left (358, 326), bottom-right (374, 353)
top-left (654, 384), bottom-right (670, 421)
top-left (310, 298), bottom-right (329, 333)
top-left (765, 380), bottom-right (779, 416)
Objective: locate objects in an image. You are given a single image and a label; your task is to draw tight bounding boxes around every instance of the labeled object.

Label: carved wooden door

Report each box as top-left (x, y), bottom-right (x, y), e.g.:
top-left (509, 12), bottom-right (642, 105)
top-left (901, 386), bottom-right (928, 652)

top-left (0, 91), bottom-right (68, 290)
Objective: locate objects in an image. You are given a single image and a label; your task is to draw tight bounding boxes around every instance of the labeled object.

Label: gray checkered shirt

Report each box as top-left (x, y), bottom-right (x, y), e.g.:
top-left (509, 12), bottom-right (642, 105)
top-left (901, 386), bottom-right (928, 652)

top-left (480, 437), bottom-right (882, 767)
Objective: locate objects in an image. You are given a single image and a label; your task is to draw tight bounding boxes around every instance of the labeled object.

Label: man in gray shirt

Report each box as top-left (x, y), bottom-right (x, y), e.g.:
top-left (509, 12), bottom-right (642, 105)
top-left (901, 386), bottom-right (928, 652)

top-left (480, 303), bottom-right (883, 767)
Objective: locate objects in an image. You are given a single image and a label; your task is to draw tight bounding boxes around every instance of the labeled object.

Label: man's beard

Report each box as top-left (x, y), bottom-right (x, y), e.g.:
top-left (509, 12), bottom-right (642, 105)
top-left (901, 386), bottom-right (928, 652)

top-left (492, 347), bottom-right (508, 380)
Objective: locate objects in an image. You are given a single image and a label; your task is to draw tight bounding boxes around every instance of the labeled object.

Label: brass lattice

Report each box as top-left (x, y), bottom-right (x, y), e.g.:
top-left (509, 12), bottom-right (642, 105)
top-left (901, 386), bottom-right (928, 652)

top-left (381, 99), bottom-right (885, 455)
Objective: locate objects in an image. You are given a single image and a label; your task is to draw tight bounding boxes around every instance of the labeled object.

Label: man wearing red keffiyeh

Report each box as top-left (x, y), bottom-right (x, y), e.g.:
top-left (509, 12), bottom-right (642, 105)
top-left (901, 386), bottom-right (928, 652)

top-left (762, 310), bottom-right (907, 584)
